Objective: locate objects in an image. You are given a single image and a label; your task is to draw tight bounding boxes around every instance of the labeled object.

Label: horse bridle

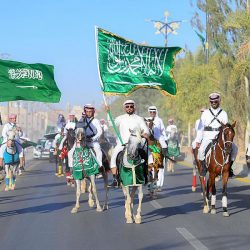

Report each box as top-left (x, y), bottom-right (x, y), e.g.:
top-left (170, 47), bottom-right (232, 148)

top-left (213, 126), bottom-right (234, 167)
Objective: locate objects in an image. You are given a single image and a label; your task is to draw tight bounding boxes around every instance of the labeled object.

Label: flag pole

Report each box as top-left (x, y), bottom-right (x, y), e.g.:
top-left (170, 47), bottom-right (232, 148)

top-left (102, 93), bottom-right (124, 145)
top-left (95, 25), bottom-right (124, 145)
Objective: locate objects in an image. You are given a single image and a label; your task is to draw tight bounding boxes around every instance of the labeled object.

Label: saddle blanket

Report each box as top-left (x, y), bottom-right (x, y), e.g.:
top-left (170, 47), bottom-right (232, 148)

top-left (120, 162), bottom-right (145, 186)
top-left (72, 147), bottom-right (99, 180)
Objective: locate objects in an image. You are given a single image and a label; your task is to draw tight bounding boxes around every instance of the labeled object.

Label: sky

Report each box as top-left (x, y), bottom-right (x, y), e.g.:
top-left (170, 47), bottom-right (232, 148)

top-left (0, 0), bottom-right (204, 110)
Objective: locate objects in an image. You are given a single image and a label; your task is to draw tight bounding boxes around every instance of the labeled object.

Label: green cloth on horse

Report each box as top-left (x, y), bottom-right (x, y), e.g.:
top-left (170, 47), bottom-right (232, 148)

top-left (0, 136), bottom-right (3, 146)
top-left (120, 158), bottom-right (145, 186)
top-left (148, 143), bottom-right (161, 153)
top-left (72, 146), bottom-right (99, 180)
top-left (167, 139), bottom-right (180, 157)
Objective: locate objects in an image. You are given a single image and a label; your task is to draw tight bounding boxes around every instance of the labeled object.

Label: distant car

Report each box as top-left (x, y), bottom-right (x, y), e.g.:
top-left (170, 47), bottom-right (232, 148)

top-left (33, 138), bottom-right (53, 159)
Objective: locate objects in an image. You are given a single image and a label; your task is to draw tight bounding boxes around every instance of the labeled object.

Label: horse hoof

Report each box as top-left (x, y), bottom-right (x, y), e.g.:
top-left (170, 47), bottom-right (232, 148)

top-left (191, 186), bottom-right (196, 192)
top-left (96, 207), bottom-right (103, 212)
top-left (126, 218), bottom-right (133, 224)
top-left (71, 207), bottom-right (78, 214)
top-left (134, 217), bottom-right (141, 224)
top-left (103, 205), bottom-right (109, 211)
top-left (88, 200), bottom-right (95, 208)
top-left (203, 206), bottom-right (209, 214)
top-left (210, 208), bottom-right (216, 215)
top-left (223, 212), bottom-right (230, 217)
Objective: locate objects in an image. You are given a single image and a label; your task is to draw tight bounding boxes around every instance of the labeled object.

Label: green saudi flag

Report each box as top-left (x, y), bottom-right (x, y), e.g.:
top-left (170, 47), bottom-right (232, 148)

top-left (96, 27), bottom-right (182, 96)
top-left (0, 59), bottom-right (61, 102)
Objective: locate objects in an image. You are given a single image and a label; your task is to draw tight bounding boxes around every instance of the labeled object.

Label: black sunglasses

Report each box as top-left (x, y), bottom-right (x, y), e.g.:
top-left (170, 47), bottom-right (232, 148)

top-left (210, 100), bottom-right (219, 104)
top-left (125, 105), bottom-right (134, 108)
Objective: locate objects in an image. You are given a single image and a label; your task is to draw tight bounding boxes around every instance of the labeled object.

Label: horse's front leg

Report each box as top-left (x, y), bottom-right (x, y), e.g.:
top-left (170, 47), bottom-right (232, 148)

top-left (123, 186), bottom-right (133, 223)
top-left (130, 186), bottom-right (137, 220)
top-left (81, 178), bottom-right (87, 193)
top-left (222, 169), bottom-right (230, 217)
top-left (5, 165), bottom-right (10, 191)
top-left (90, 175), bottom-right (102, 212)
top-left (210, 178), bottom-right (216, 214)
top-left (134, 185), bottom-right (143, 224)
top-left (102, 170), bottom-right (109, 210)
top-left (10, 164), bottom-right (18, 190)
top-left (88, 179), bottom-right (95, 207)
top-left (71, 180), bottom-right (81, 213)
top-left (147, 166), bottom-right (154, 198)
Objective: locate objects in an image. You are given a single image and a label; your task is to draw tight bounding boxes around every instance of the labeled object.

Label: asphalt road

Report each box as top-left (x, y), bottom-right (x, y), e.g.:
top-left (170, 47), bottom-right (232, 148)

top-left (0, 158), bottom-right (249, 250)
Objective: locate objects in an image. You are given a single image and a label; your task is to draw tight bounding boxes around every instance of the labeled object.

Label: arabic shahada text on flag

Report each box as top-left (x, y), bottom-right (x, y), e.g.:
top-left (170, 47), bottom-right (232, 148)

top-left (96, 27), bottom-right (182, 96)
top-left (0, 59), bottom-right (61, 102)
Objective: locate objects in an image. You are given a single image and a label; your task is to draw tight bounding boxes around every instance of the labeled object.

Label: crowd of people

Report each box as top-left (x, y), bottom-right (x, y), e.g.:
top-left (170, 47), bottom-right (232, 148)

top-left (0, 91), bottom-right (249, 192)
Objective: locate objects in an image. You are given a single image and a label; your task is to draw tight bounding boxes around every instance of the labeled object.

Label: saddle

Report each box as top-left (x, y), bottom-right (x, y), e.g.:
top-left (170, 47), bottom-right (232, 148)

top-left (204, 139), bottom-right (217, 158)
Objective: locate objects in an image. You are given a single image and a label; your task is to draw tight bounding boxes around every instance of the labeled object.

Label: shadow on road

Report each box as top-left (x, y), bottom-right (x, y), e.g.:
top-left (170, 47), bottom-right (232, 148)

top-left (0, 201), bottom-right (75, 217)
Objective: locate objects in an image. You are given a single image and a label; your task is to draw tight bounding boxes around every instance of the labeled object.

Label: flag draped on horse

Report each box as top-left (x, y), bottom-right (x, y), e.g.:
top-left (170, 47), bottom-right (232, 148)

top-left (96, 27), bottom-right (181, 96)
top-left (0, 59), bottom-right (61, 102)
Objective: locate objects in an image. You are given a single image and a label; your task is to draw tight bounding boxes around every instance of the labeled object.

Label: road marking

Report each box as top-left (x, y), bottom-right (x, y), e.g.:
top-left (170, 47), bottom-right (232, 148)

top-left (235, 177), bottom-right (250, 183)
top-left (150, 200), bottom-right (162, 209)
top-left (176, 227), bottom-right (208, 250)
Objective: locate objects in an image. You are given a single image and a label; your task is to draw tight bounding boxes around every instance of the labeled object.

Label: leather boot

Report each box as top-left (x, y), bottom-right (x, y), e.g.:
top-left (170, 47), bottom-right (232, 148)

top-left (200, 160), bottom-right (207, 177)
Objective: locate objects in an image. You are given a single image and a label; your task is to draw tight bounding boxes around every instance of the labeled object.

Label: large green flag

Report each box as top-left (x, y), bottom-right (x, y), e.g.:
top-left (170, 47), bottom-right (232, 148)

top-left (0, 59), bottom-right (61, 102)
top-left (96, 27), bottom-right (182, 96)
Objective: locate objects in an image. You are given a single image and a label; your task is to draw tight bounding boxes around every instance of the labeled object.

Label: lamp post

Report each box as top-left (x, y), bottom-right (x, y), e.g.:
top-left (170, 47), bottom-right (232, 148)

top-left (149, 11), bottom-right (183, 47)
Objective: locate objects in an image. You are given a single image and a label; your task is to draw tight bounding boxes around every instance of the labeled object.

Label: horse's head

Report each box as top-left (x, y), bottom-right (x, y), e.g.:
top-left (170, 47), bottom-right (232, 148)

top-left (144, 117), bottom-right (154, 130)
top-left (127, 128), bottom-right (142, 161)
top-left (7, 130), bottom-right (16, 147)
top-left (75, 128), bottom-right (85, 147)
top-left (66, 128), bottom-right (76, 149)
top-left (220, 121), bottom-right (236, 156)
top-left (144, 117), bottom-right (155, 140)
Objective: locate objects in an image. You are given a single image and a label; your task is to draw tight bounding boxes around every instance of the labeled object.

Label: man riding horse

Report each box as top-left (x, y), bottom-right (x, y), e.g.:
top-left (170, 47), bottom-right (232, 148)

top-left (146, 106), bottom-right (168, 191)
top-left (76, 104), bottom-right (104, 173)
top-left (0, 130), bottom-right (24, 191)
top-left (106, 100), bottom-right (153, 187)
top-left (195, 92), bottom-right (238, 177)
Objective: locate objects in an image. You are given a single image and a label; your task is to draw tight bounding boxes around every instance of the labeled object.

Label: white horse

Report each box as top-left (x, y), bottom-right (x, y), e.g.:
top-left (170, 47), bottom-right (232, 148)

top-left (0, 130), bottom-right (24, 191)
top-left (118, 128), bottom-right (146, 224)
top-left (69, 128), bottom-right (108, 213)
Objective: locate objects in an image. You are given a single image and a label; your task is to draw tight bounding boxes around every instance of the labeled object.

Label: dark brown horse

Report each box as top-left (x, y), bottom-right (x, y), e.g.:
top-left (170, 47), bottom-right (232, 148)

top-left (144, 117), bottom-right (164, 197)
top-left (195, 122), bottom-right (236, 216)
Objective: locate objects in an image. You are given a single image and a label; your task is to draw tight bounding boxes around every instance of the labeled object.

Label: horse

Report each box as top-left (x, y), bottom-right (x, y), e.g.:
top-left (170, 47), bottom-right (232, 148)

top-left (166, 129), bottom-right (180, 172)
top-left (56, 128), bottom-right (76, 186)
top-left (144, 117), bottom-right (164, 197)
top-left (0, 130), bottom-right (24, 191)
top-left (69, 128), bottom-right (109, 213)
top-left (117, 128), bottom-right (148, 224)
top-left (195, 122), bottom-right (236, 216)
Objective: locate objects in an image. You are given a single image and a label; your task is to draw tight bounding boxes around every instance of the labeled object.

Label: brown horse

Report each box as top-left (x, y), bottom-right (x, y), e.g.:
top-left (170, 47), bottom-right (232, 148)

top-left (144, 117), bottom-right (164, 197)
top-left (195, 122), bottom-right (236, 216)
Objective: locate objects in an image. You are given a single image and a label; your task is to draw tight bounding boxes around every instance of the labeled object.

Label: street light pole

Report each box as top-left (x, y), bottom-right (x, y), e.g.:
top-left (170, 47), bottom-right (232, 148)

top-left (205, 0), bottom-right (209, 64)
top-left (149, 11), bottom-right (183, 47)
